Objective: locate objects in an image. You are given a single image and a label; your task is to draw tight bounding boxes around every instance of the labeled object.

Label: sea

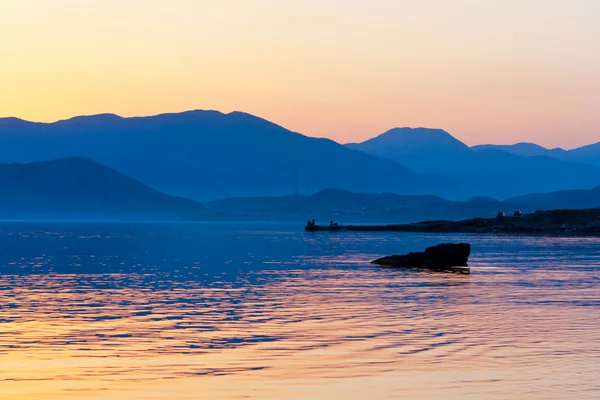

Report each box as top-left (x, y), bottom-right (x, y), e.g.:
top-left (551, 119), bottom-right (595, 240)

top-left (0, 222), bottom-right (599, 400)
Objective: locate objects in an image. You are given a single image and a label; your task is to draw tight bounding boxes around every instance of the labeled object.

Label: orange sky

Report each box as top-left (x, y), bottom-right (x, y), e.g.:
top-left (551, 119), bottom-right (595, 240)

top-left (1, 0), bottom-right (599, 148)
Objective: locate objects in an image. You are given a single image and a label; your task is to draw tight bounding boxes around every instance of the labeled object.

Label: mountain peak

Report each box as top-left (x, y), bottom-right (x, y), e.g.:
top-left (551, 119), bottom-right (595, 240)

top-left (384, 126), bottom-right (449, 135)
top-left (349, 126), bottom-right (471, 154)
top-left (0, 157), bottom-right (210, 219)
top-left (41, 156), bottom-right (100, 166)
top-left (0, 117), bottom-right (38, 127)
top-left (226, 110), bottom-right (295, 131)
top-left (471, 142), bottom-right (569, 158)
top-left (57, 113), bottom-right (123, 123)
top-left (0, 110), bottom-right (420, 200)
top-left (0, 117), bottom-right (28, 123)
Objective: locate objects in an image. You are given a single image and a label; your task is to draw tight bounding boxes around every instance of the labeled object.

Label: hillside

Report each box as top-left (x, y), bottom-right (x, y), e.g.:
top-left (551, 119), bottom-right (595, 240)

top-left (567, 142), bottom-right (600, 166)
top-left (206, 189), bottom-right (523, 223)
top-left (473, 142), bottom-right (600, 167)
top-left (347, 127), bottom-right (474, 178)
top-left (506, 186), bottom-right (600, 210)
top-left (0, 157), bottom-right (210, 220)
top-left (0, 111), bottom-right (420, 201)
top-left (348, 127), bottom-right (600, 198)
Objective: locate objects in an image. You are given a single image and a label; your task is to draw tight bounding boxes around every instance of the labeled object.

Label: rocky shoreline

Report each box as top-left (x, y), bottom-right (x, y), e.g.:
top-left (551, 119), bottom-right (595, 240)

top-left (305, 208), bottom-right (600, 235)
top-left (372, 243), bottom-right (470, 272)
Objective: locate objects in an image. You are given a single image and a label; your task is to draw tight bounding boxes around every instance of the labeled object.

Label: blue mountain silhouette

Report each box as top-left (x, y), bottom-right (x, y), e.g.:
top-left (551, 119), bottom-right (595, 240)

top-left (348, 127), bottom-right (600, 198)
top-left (0, 157), bottom-right (210, 220)
top-left (0, 111), bottom-right (420, 200)
top-left (506, 186), bottom-right (600, 210)
top-left (471, 142), bottom-right (568, 158)
top-left (473, 142), bottom-right (600, 167)
top-left (207, 188), bottom-right (523, 223)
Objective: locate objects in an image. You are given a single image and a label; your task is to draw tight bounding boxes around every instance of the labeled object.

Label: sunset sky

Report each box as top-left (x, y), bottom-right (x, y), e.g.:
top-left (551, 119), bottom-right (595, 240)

top-left (1, 0), bottom-right (599, 148)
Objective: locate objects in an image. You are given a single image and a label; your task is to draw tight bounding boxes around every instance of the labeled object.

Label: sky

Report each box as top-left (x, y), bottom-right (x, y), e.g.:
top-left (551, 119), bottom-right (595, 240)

top-left (1, 0), bottom-right (599, 149)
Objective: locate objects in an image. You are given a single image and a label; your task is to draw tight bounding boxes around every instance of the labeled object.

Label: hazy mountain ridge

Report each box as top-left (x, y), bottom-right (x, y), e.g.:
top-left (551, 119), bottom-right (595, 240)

top-left (2, 110), bottom-right (599, 201)
top-left (206, 188), bottom-right (522, 223)
top-left (207, 185), bottom-right (600, 223)
top-left (347, 127), bottom-right (471, 155)
top-left (0, 157), bottom-right (210, 220)
top-left (1, 157), bottom-right (599, 222)
top-left (348, 127), bottom-right (600, 198)
top-left (0, 111), bottom-right (421, 201)
top-left (472, 141), bottom-right (600, 166)
top-left (507, 186), bottom-right (600, 210)
top-left (471, 142), bottom-right (568, 157)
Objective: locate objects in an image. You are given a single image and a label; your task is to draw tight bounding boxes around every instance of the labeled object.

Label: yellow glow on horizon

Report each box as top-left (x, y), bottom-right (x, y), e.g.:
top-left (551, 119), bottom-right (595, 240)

top-left (1, 0), bottom-right (599, 148)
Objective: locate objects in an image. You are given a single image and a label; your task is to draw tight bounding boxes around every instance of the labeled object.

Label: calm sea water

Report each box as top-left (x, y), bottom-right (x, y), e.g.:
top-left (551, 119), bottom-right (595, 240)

top-left (0, 222), bottom-right (599, 400)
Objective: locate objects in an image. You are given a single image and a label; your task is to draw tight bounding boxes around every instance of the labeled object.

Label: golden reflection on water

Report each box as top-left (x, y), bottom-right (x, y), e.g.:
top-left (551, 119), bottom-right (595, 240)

top-left (1, 267), bottom-right (599, 400)
top-left (0, 226), bottom-right (599, 399)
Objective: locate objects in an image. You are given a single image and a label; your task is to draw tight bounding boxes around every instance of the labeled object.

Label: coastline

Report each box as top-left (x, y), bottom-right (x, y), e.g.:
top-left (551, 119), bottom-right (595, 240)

top-left (305, 208), bottom-right (600, 236)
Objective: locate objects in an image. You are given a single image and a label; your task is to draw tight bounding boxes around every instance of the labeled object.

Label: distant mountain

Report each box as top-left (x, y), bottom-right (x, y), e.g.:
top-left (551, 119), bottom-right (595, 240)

top-left (0, 157), bottom-right (210, 220)
top-left (347, 126), bottom-right (471, 152)
top-left (472, 142), bottom-right (600, 167)
top-left (347, 127), bottom-right (472, 174)
top-left (348, 127), bottom-right (600, 198)
top-left (567, 142), bottom-right (600, 167)
top-left (206, 188), bottom-right (523, 223)
top-left (506, 186), bottom-right (600, 210)
top-left (471, 142), bottom-right (568, 158)
top-left (0, 111), bottom-right (420, 201)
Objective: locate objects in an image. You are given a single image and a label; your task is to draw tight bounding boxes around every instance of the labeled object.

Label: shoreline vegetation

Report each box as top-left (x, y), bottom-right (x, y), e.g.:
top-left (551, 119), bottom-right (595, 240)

top-left (305, 208), bottom-right (600, 235)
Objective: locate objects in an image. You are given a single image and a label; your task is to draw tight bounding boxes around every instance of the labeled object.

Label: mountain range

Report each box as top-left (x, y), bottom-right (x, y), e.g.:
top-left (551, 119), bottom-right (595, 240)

top-left (207, 186), bottom-right (600, 223)
top-left (206, 188), bottom-right (516, 223)
top-left (0, 157), bottom-right (210, 220)
top-left (0, 111), bottom-right (421, 201)
top-left (0, 157), bottom-right (599, 222)
top-left (347, 127), bottom-right (600, 198)
top-left (472, 142), bottom-right (600, 167)
top-left (507, 186), bottom-right (600, 210)
top-left (0, 110), bottom-right (599, 205)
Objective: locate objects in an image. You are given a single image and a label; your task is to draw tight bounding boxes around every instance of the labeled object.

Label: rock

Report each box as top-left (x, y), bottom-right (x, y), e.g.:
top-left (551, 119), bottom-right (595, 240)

top-left (372, 243), bottom-right (470, 269)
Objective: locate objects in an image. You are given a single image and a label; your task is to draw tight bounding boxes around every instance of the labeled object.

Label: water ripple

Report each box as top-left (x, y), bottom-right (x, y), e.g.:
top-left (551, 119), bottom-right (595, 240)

top-left (0, 222), bottom-right (599, 399)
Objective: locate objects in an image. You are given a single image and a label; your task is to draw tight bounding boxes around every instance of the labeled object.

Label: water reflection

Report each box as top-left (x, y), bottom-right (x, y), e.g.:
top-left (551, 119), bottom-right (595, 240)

top-left (0, 223), bottom-right (599, 399)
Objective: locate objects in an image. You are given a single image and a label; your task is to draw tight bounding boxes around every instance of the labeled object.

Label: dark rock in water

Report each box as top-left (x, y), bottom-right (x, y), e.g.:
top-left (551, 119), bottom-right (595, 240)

top-left (372, 243), bottom-right (470, 269)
